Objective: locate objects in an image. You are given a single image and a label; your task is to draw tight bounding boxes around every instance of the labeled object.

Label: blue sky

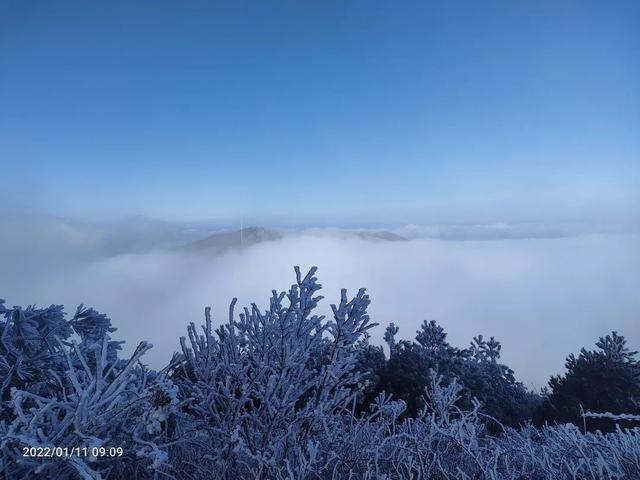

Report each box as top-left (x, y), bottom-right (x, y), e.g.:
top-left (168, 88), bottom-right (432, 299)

top-left (1, 0), bottom-right (638, 226)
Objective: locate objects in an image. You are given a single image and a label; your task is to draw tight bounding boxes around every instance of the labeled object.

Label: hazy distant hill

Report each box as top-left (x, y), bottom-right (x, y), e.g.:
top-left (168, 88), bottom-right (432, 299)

top-left (352, 231), bottom-right (407, 242)
top-left (179, 227), bottom-right (282, 252)
top-left (179, 227), bottom-right (407, 253)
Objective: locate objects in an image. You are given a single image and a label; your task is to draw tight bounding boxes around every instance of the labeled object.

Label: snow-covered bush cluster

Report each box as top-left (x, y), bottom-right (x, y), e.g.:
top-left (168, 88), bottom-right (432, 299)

top-left (1, 267), bottom-right (639, 479)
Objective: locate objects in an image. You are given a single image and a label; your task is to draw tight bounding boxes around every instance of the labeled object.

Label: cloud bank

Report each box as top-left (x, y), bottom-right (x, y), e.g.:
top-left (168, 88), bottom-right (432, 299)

top-left (1, 218), bottom-right (638, 388)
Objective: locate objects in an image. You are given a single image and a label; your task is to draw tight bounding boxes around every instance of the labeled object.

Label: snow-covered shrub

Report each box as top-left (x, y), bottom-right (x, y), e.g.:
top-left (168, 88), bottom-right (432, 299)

top-left (168, 266), bottom-right (377, 478)
top-left (0, 302), bottom-right (193, 479)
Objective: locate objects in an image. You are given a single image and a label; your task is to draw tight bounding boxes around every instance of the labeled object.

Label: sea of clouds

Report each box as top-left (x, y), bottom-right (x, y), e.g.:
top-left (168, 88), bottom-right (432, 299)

top-left (1, 216), bottom-right (639, 388)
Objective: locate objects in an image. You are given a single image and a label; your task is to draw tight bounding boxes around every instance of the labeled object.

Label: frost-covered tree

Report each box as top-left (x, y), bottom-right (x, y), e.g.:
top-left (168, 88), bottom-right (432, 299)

top-left (541, 331), bottom-right (640, 431)
top-left (0, 300), bottom-right (70, 407)
top-left (368, 320), bottom-right (470, 416)
top-left (363, 320), bottom-right (537, 426)
top-left (462, 335), bottom-right (540, 429)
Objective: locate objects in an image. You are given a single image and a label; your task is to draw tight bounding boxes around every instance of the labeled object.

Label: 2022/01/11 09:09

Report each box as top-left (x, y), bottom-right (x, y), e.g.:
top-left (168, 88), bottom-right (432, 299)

top-left (22, 446), bottom-right (124, 458)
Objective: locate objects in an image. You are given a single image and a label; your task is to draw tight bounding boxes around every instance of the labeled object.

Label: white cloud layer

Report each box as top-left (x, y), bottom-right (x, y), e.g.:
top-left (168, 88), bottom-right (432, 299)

top-left (1, 218), bottom-right (638, 388)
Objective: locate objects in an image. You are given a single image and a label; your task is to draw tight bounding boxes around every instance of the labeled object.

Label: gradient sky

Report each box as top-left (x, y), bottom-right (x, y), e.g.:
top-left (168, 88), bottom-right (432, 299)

top-left (1, 1), bottom-right (638, 225)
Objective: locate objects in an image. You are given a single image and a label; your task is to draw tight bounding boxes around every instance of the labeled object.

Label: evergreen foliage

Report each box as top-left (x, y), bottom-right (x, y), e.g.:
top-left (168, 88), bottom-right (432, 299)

top-left (365, 320), bottom-right (539, 428)
top-left (540, 331), bottom-right (640, 431)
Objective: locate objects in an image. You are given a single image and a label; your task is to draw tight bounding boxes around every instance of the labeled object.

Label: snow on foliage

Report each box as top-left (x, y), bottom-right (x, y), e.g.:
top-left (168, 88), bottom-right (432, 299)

top-left (1, 268), bottom-right (639, 479)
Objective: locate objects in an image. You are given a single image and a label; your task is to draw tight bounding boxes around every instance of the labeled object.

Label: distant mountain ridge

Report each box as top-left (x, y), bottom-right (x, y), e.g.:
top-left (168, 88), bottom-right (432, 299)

top-left (353, 231), bottom-right (407, 242)
top-left (179, 226), bottom-right (407, 252)
top-left (179, 227), bottom-right (282, 252)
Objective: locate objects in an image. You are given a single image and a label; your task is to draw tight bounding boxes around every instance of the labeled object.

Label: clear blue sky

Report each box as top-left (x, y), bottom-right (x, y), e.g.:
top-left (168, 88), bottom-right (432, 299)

top-left (1, 1), bottom-right (638, 225)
